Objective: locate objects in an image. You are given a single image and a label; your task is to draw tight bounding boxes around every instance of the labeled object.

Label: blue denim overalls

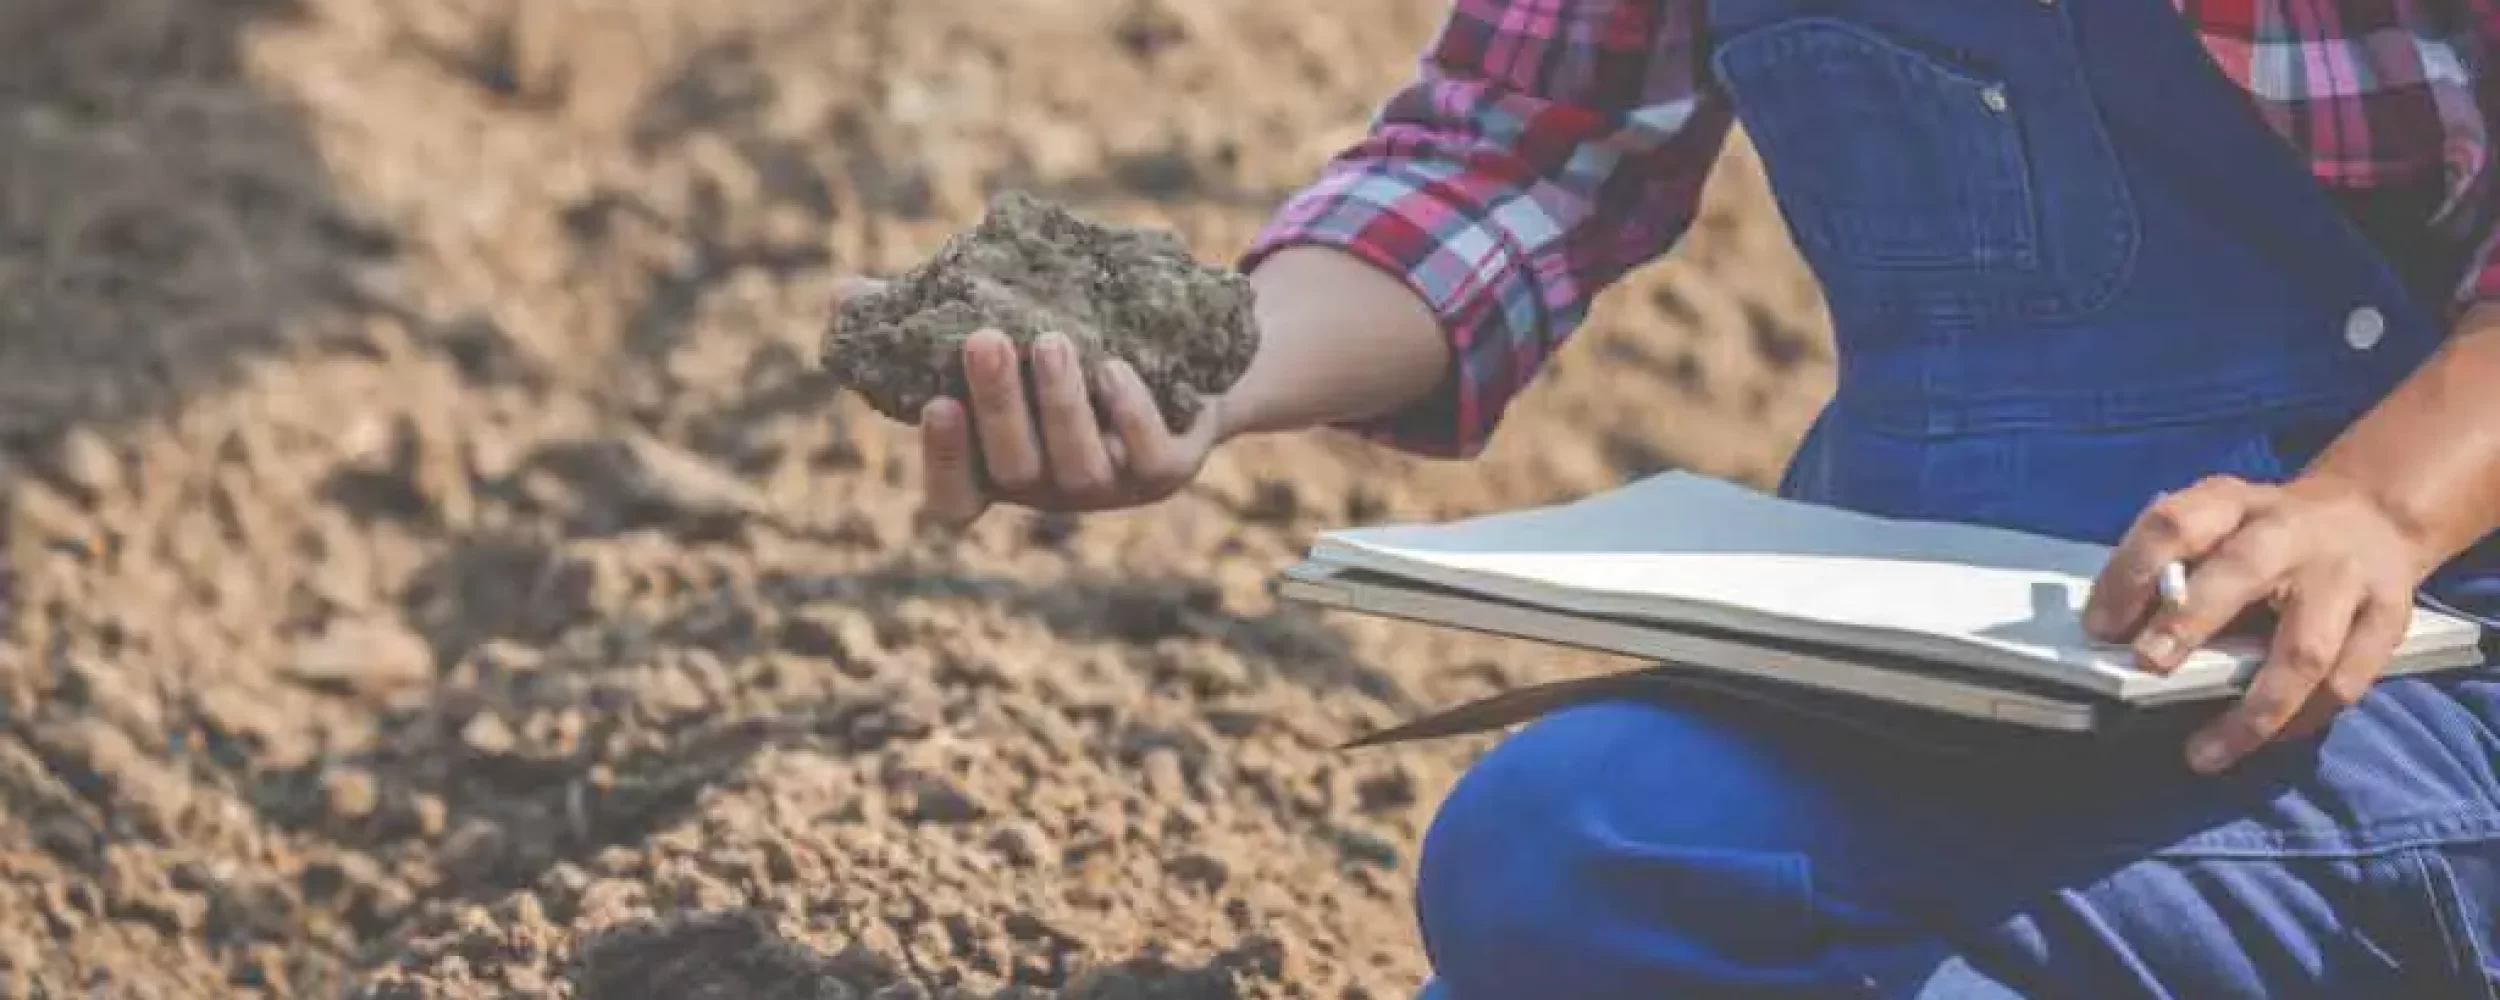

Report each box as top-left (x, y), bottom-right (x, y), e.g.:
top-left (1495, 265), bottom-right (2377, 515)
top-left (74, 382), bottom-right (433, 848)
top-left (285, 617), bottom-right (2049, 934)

top-left (1410, 0), bottom-right (2500, 996)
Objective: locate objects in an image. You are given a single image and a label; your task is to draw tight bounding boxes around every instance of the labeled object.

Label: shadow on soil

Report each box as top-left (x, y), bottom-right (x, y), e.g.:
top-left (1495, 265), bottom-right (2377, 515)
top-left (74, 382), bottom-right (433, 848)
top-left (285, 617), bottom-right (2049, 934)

top-left (0, 0), bottom-right (411, 462)
top-left (249, 539), bottom-right (1389, 885)
top-left (569, 907), bottom-right (1286, 1000)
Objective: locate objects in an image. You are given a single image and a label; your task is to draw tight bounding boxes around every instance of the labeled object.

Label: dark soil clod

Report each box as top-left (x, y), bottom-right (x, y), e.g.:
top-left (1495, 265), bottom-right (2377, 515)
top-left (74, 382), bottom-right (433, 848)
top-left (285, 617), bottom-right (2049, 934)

top-left (822, 191), bottom-right (1259, 433)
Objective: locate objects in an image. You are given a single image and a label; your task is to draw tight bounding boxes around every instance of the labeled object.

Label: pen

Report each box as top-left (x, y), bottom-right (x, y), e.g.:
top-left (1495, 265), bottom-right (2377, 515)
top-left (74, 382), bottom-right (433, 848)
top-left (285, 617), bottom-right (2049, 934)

top-left (2157, 560), bottom-right (2190, 608)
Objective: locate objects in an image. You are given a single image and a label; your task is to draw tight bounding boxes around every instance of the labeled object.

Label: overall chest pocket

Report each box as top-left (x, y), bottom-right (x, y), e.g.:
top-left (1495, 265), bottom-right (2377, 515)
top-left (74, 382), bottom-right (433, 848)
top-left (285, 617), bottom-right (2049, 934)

top-left (1712, 19), bottom-right (2135, 321)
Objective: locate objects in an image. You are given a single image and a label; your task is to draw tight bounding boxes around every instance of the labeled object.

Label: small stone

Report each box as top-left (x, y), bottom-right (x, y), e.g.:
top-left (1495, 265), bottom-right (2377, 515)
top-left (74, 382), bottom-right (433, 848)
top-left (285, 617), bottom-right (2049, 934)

top-left (1202, 705), bottom-right (1265, 738)
top-left (322, 767), bottom-right (381, 821)
top-left (54, 426), bottom-right (122, 500)
top-left (461, 712), bottom-right (519, 757)
top-left (469, 639), bottom-right (546, 675)
top-left (299, 861), bottom-right (349, 905)
top-left (903, 774), bottom-right (985, 825)
top-left (1165, 851), bottom-right (1229, 891)
top-left (285, 618), bottom-right (436, 694)
top-left (776, 612), bottom-right (846, 660)
top-left (1331, 827), bottom-right (1402, 870)
top-left (1354, 766), bottom-right (1417, 813)
top-left (985, 822), bottom-right (1049, 868)
top-left (1164, 648), bottom-right (1250, 697)
top-left (410, 793), bottom-right (449, 837)
top-left (847, 700), bottom-right (935, 751)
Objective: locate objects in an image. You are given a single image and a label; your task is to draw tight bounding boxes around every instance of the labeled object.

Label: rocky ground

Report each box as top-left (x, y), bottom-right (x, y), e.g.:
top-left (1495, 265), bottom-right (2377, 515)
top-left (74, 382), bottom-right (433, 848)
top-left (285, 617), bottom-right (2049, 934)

top-left (0, 0), bottom-right (1831, 996)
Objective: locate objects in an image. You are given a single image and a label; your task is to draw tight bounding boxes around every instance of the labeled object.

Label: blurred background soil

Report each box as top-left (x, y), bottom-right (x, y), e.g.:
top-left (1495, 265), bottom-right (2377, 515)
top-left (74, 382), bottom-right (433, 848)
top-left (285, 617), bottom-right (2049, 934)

top-left (0, 0), bottom-right (1831, 996)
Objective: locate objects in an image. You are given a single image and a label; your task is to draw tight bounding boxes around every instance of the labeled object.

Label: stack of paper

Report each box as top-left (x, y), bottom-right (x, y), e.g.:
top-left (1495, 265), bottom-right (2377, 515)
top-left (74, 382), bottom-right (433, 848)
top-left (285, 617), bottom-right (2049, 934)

top-left (1277, 472), bottom-right (2483, 738)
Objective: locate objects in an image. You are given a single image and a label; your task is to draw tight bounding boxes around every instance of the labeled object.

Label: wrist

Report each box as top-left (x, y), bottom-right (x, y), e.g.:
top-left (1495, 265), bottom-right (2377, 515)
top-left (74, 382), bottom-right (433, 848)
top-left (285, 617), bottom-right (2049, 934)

top-left (1202, 389), bottom-right (1252, 446)
top-left (1209, 262), bottom-right (1312, 442)
top-left (2286, 468), bottom-right (2449, 579)
top-left (1206, 331), bottom-right (1273, 444)
top-left (2295, 304), bottom-right (2500, 575)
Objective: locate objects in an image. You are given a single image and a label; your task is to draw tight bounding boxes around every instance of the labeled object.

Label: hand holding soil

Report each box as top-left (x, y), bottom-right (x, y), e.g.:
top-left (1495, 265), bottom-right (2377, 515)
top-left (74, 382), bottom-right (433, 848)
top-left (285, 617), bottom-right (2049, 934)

top-left (824, 192), bottom-right (1259, 528)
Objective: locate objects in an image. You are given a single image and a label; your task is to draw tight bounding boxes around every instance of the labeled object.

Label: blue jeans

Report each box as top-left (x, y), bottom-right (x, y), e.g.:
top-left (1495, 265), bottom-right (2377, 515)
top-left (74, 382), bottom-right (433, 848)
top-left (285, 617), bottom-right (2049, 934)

top-left (1408, 680), bottom-right (2500, 998)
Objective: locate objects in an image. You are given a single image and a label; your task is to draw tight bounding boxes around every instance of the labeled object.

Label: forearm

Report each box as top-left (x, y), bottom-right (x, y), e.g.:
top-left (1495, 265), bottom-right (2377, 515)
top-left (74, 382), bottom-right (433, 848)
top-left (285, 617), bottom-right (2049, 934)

top-left (1221, 1), bottom-right (1727, 458)
top-left (1215, 247), bottom-right (1453, 440)
top-left (2300, 303), bottom-right (2500, 574)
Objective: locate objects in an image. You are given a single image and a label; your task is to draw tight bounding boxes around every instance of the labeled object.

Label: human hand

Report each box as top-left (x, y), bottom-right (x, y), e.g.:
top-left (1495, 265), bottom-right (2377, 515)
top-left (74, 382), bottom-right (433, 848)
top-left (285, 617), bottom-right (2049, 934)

top-left (833, 278), bottom-right (1227, 532)
top-left (2083, 474), bottom-right (2437, 774)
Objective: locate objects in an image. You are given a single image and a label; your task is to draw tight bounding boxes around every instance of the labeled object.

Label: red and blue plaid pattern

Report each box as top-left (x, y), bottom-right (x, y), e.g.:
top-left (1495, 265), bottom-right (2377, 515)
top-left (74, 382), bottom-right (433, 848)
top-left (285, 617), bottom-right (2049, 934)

top-left (1245, 0), bottom-right (2500, 459)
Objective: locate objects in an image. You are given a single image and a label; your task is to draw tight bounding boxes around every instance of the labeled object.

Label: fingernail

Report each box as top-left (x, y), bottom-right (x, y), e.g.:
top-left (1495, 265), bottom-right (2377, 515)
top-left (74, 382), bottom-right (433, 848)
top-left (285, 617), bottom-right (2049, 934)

top-left (1035, 333), bottom-right (1068, 372)
top-left (2137, 631), bottom-right (2179, 667)
top-left (2186, 734), bottom-right (2231, 773)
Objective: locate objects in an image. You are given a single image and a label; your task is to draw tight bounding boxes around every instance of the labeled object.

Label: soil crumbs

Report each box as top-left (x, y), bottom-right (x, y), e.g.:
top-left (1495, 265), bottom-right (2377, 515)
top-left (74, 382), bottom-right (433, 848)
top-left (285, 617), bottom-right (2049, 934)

top-left (0, 0), bottom-right (1830, 997)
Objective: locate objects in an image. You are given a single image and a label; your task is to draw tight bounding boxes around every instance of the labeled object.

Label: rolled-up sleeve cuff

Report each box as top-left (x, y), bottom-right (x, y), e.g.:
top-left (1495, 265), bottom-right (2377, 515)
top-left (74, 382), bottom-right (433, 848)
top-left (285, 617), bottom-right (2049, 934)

top-left (1239, 164), bottom-right (1540, 460)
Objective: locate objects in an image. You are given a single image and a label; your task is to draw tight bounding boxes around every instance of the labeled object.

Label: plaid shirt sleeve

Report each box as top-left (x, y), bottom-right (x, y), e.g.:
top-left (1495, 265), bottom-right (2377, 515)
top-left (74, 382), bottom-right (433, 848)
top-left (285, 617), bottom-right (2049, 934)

top-left (1240, 0), bottom-right (1733, 458)
top-left (2458, 5), bottom-right (2500, 315)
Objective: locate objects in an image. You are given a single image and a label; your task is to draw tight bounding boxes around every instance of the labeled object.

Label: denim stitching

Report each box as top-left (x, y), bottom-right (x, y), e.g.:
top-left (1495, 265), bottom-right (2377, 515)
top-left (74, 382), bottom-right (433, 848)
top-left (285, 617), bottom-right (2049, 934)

top-left (2420, 850), bottom-right (2500, 1000)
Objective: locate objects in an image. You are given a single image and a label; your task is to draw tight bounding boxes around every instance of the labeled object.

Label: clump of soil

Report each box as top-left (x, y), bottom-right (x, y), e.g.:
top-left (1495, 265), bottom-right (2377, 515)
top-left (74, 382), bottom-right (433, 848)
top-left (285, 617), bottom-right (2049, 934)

top-left (824, 191), bottom-right (1259, 432)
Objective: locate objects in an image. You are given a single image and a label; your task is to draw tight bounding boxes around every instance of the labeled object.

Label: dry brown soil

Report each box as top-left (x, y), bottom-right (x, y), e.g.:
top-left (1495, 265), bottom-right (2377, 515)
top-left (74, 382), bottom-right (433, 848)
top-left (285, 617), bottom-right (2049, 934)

top-left (0, 0), bottom-right (1832, 996)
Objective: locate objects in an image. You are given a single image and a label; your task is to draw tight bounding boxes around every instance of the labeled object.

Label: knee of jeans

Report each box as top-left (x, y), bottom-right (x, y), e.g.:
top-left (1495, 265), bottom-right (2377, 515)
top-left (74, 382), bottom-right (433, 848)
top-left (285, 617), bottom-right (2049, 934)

top-left (1415, 705), bottom-right (1837, 997)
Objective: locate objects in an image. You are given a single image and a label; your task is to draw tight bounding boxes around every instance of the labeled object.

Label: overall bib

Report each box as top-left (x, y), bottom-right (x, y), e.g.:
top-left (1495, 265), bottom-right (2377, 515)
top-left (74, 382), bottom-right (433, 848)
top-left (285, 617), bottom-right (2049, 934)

top-left (1410, 0), bottom-right (2500, 996)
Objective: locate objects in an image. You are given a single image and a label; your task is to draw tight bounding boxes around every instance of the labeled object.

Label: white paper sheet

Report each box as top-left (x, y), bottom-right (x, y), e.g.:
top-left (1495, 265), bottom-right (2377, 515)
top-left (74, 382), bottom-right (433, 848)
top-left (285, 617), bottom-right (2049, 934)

top-left (1309, 472), bottom-right (2479, 699)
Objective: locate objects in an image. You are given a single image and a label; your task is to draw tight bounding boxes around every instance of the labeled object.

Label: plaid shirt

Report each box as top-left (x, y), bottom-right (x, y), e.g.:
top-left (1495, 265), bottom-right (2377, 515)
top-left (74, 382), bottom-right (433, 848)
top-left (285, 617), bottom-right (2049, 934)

top-left (1243, 0), bottom-right (2500, 459)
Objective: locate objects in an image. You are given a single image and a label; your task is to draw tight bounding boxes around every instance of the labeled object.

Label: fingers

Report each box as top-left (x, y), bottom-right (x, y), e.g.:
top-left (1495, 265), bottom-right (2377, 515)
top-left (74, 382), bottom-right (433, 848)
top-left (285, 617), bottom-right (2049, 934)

top-left (2281, 592), bottom-right (2405, 742)
top-left (1103, 433), bottom-right (1130, 474)
top-left (920, 335), bottom-right (1190, 524)
top-left (919, 397), bottom-right (988, 529)
top-left (1029, 333), bottom-right (1116, 498)
top-left (2133, 512), bottom-right (2299, 673)
top-left (2085, 479), bottom-right (2257, 641)
top-left (961, 330), bottom-right (1046, 492)
top-left (1101, 359), bottom-right (1184, 482)
top-left (2185, 567), bottom-right (2363, 773)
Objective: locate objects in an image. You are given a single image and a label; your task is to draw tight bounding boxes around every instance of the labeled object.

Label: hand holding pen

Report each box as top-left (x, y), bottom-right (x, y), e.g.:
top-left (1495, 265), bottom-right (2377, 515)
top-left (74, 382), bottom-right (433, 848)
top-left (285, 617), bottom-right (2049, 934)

top-left (2083, 478), bottom-right (2431, 774)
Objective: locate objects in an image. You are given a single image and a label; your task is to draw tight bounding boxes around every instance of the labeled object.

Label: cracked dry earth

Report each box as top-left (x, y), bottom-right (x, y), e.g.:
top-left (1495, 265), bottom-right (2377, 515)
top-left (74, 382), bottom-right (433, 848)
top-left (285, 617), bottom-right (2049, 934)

top-left (0, 0), bottom-right (1833, 996)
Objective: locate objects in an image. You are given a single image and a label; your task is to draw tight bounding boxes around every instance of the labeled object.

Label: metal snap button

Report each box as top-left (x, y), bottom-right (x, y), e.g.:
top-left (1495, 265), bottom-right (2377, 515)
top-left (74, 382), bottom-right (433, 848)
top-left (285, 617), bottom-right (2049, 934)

top-left (2344, 305), bottom-right (2386, 351)
top-left (1981, 86), bottom-right (2009, 113)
